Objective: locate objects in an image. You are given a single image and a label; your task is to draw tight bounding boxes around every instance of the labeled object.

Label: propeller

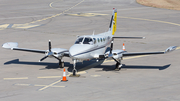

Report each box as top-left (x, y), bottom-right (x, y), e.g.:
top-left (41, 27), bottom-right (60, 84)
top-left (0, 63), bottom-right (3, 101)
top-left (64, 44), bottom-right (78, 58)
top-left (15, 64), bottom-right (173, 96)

top-left (108, 38), bottom-right (114, 58)
top-left (49, 40), bottom-right (51, 52)
top-left (110, 38), bottom-right (114, 54)
top-left (39, 40), bottom-right (60, 62)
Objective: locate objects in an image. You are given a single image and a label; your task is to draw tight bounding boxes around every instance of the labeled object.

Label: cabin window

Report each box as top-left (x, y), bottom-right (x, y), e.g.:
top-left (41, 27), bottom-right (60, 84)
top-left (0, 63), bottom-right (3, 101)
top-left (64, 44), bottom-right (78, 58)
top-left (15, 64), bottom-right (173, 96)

top-left (108, 36), bottom-right (111, 40)
top-left (98, 38), bottom-right (100, 42)
top-left (100, 38), bottom-right (102, 42)
top-left (103, 38), bottom-right (105, 41)
top-left (93, 38), bottom-right (96, 44)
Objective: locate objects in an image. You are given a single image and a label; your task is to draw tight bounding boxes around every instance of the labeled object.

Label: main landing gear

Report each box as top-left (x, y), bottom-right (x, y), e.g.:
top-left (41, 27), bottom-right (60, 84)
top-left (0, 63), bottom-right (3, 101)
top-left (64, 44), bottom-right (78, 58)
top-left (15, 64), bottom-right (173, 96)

top-left (59, 59), bottom-right (64, 68)
top-left (69, 60), bottom-right (80, 77)
top-left (113, 58), bottom-right (122, 71)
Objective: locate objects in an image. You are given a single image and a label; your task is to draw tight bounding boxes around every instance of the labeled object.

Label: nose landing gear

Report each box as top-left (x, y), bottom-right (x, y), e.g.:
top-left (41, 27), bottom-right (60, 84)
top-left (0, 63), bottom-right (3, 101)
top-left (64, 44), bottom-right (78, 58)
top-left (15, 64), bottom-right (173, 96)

top-left (69, 60), bottom-right (80, 77)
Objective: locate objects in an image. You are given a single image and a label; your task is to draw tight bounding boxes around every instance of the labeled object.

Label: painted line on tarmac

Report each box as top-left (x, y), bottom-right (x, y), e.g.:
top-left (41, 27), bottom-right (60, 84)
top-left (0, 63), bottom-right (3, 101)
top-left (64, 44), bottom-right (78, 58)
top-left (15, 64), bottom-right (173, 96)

top-left (91, 75), bottom-right (101, 77)
top-left (3, 77), bottom-right (28, 80)
top-left (37, 76), bottom-right (62, 79)
top-left (0, 0), bottom-right (85, 30)
top-left (67, 71), bottom-right (87, 76)
top-left (27, 0), bottom-right (85, 25)
top-left (49, 0), bottom-right (63, 9)
top-left (14, 83), bottom-right (65, 88)
top-left (176, 47), bottom-right (180, 50)
top-left (0, 24), bottom-right (9, 30)
top-left (118, 16), bottom-right (180, 26)
top-left (38, 79), bottom-right (62, 91)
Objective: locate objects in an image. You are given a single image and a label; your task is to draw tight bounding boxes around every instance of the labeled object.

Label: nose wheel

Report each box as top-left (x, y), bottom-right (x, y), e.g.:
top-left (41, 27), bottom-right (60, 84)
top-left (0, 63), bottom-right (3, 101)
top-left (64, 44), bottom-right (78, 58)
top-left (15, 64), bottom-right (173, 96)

top-left (69, 60), bottom-right (80, 77)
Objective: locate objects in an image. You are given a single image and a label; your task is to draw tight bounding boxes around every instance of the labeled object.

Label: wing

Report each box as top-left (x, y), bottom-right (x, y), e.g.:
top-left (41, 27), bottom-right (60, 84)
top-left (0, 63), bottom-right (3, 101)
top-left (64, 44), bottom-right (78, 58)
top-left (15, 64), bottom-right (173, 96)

top-left (2, 42), bottom-right (46, 54)
top-left (122, 46), bottom-right (177, 57)
top-left (2, 42), bottom-right (70, 62)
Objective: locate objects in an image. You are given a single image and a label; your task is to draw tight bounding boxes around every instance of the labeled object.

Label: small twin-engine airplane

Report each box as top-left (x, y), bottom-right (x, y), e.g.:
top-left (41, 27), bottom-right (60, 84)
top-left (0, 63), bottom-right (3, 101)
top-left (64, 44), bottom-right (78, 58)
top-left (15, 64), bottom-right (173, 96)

top-left (2, 8), bottom-right (177, 77)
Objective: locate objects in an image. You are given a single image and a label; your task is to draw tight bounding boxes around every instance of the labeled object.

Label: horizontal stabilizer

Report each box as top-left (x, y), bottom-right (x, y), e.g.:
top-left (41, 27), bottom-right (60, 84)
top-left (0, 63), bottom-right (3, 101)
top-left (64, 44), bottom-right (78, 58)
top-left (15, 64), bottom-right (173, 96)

top-left (113, 37), bottom-right (145, 39)
top-left (2, 42), bottom-right (18, 49)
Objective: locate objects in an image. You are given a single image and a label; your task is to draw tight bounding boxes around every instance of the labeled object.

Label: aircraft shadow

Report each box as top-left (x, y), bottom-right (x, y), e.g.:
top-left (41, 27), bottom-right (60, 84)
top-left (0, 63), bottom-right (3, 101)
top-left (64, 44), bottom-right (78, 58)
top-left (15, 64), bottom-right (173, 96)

top-left (4, 59), bottom-right (170, 72)
top-left (4, 59), bottom-right (71, 69)
top-left (99, 64), bottom-right (171, 71)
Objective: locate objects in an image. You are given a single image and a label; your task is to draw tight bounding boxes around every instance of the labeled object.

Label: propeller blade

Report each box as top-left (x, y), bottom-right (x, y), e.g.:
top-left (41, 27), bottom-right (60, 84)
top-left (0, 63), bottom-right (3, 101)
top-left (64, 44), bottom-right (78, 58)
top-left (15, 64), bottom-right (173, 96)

top-left (39, 56), bottom-right (48, 62)
top-left (49, 40), bottom-right (51, 52)
top-left (110, 38), bottom-right (114, 54)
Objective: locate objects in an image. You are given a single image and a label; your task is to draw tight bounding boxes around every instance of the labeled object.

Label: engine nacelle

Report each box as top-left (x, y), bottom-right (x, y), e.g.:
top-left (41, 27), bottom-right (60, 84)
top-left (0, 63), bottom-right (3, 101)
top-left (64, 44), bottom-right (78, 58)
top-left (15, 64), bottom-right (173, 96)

top-left (104, 49), bottom-right (125, 60)
top-left (112, 50), bottom-right (125, 59)
top-left (49, 48), bottom-right (69, 58)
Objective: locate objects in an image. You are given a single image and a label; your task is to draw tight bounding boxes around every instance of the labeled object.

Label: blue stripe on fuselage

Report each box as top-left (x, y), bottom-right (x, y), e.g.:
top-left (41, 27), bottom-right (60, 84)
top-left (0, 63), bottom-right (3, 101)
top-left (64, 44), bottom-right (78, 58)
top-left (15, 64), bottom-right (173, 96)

top-left (72, 45), bottom-right (107, 57)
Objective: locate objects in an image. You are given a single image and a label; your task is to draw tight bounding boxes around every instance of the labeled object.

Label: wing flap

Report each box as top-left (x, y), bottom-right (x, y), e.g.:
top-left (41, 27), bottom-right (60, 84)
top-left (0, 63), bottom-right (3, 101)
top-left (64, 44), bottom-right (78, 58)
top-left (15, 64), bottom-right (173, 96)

top-left (12, 48), bottom-right (46, 54)
top-left (123, 52), bottom-right (164, 56)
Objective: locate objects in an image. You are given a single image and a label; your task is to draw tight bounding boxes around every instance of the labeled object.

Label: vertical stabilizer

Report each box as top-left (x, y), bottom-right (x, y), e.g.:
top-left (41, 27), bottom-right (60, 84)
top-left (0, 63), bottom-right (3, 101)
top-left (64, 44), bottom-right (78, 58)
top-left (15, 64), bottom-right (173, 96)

top-left (109, 8), bottom-right (117, 35)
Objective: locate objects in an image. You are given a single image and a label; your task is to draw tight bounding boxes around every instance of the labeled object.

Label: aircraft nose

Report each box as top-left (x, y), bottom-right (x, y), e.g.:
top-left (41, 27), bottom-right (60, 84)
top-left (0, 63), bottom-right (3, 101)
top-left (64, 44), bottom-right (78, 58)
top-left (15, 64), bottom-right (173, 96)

top-left (69, 45), bottom-right (78, 57)
top-left (69, 45), bottom-right (90, 59)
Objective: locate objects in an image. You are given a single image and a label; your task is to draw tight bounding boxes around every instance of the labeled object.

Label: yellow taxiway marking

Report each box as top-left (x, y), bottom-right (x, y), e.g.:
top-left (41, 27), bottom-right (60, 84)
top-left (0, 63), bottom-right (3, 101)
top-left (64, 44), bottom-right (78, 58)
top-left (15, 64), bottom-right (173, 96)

top-left (176, 47), bottom-right (180, 50)
top-left (37, 76), bottom-right (62, 79)
top-left (67, 71), bottom-right (87, 76)
top-left (118, 16), bottom-right (180, 26)
top-left (49, 0), bottom-right (64, 9)
top-left (0, 24), bottom-right (9, 30)
top-left (12, 24), bottom-right (40, 29)
top-left (3, 77), bottom-right (28, 80)
top-left (27, 0), bottom-right (85, 25)
top-left (91, 75), bottom-right (101, 77)
top-left (0, 0), bottom-right (85, 30)
top-left (38, 79), bottom-right (62, 91)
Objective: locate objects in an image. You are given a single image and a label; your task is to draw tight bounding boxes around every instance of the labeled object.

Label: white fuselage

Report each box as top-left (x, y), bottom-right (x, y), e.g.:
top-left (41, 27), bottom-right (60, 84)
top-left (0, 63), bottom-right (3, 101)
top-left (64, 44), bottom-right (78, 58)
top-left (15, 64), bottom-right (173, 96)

top-left (69, 31), bottom-right (113, 61)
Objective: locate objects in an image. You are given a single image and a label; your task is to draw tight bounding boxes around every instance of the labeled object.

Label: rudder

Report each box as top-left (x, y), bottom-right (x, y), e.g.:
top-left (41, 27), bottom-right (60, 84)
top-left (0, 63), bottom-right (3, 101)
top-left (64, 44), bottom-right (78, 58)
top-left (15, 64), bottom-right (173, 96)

top-left (109, 8), bottom-right (117, 35)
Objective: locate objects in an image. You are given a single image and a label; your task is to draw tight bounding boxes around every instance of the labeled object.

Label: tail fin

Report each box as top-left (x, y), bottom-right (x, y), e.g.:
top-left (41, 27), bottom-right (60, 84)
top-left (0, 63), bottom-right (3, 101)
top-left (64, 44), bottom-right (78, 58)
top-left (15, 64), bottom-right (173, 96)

top-left (109, 8), bottom-right (117, 35)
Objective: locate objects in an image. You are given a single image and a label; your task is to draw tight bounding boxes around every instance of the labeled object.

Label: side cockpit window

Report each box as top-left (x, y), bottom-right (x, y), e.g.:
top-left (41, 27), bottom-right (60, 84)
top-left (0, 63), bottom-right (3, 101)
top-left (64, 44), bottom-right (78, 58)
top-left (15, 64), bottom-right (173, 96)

top-left (75, 37), bottom-right (83, 44)
top-left (83, 37), bottom-right (93, 45)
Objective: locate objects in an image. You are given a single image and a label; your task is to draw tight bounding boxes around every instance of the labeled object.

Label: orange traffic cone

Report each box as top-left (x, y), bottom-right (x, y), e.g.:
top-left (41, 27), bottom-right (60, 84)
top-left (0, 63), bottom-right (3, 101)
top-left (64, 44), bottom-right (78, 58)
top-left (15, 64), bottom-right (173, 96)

top-left (61, 68), bottom-right (68, 82)
top-left (123, 43), bottom-right (125, 51)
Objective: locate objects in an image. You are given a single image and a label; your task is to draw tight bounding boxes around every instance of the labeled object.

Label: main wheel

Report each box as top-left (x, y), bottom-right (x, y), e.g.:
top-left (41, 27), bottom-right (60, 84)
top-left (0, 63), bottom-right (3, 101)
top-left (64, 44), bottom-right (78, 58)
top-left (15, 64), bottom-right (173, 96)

top-left (115, 62), bottom-right (120, 71)
top-left (59, 61), bottom-right (64, 68)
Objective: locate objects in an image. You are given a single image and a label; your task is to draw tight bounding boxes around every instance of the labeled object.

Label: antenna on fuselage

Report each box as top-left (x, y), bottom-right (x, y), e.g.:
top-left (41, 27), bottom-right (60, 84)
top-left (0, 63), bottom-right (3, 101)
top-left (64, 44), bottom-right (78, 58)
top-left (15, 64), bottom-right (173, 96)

top-left (93, 30), bottom-right (95, 35)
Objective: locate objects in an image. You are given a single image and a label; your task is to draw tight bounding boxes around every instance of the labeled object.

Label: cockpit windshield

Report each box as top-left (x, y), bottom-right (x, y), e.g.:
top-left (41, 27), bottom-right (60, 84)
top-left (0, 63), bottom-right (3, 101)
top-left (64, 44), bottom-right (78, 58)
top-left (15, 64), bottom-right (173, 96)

top-left (75, 37), bottom-right (83, 44)
top-left (75, 37), bottom-right (93, 45)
